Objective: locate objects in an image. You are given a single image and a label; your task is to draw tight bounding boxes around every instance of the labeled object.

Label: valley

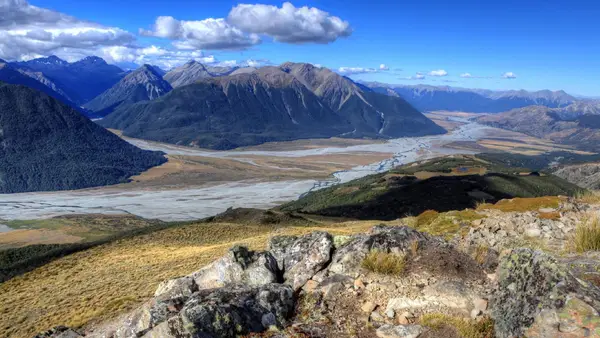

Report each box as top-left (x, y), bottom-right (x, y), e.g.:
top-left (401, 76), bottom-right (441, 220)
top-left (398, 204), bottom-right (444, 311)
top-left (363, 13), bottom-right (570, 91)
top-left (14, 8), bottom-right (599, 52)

top-left (0, 115), bottom-right (583, 226)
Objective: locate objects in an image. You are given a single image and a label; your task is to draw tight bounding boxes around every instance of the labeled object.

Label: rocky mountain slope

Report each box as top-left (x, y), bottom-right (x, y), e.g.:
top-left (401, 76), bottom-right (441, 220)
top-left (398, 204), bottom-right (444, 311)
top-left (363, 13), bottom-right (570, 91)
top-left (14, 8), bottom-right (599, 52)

top-left (364, 83), bottom-right (577, 113)
top-left (100, 63), bottom-right (444, 149)
top-left (84, 65), bottom-right (172, 117)
top-left (12, 56), bottom-right (126, 104)
top-left (32, 196), bottom-right (600, 338)
top-left (163, 61), bottom-right (238, 88)
top-left (282, 63), bottom-right (445, 138)
top-left (0, 82), bottom-right (166, 193)
top-left (477, 101), bottom-right (600, 151)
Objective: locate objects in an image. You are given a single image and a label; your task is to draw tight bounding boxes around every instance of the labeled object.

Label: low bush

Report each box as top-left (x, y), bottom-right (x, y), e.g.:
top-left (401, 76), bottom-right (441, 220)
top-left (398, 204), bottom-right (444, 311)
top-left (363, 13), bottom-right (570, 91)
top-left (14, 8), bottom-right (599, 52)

top-left (361, 250), bottom-right (406, 275)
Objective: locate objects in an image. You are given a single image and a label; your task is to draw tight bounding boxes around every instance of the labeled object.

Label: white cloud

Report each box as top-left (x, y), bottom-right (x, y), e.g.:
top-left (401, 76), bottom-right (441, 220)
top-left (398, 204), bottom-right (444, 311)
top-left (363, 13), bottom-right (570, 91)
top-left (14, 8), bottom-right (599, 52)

top-left (0, 0), bottom-right (134, 60)
top-left (379, 64), bottom-right (389, 71)
top-left (96, 45), bottom-right (217, 70)
top-left (428, 69), bottom-right (448, 77)
top-left (400, 72), bottom-right (425, 80)
top-left (502, 72), bottom-right (517, 79)
top-left (227, 2), bottom-right (352, 44)
top-left (140, 16), bottom-right (261, 50)
top-left (337, 67), bottom-right (378, 75)
top-left (460, 73), bottom-right (473, 78)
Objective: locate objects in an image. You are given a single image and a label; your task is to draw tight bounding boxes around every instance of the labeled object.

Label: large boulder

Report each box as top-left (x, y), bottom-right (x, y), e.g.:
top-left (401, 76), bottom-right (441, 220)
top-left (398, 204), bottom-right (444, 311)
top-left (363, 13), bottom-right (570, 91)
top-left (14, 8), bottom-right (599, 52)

top-left (328, 226), bottom-right (438, 275)
top-left (268, 231), bottom-right (334, 291)
top-left (491, 248), bottom-right (600, 337)
top-left (143, 283), bottom-right (295, 338)
top-left (191, 246), bottom-right (280, 289)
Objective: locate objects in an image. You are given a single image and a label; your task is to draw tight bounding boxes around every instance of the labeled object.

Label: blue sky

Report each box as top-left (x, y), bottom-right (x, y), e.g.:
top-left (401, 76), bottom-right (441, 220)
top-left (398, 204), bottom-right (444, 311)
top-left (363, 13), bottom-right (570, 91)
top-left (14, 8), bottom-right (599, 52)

top-left (6, 0), bottom-right (600, 96)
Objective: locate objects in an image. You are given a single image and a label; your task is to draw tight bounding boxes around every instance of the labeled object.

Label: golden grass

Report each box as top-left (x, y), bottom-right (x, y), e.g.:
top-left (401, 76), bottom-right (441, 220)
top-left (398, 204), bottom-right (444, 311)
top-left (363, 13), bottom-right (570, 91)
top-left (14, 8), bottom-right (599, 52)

top-left (569, 216), bottom-right (600, 253)
top-left (575, 190), bottom-right (600, 204)
top-left (411, 209), bottom-right (485, 238)
top-left (420, 313), bottom-right (495, 338)
top-left (361, 250), bottom-right (406, 275)
top-left (0, 219), bottom-right (386, 338)
top-left (477, 196), bottom-right (561, 213)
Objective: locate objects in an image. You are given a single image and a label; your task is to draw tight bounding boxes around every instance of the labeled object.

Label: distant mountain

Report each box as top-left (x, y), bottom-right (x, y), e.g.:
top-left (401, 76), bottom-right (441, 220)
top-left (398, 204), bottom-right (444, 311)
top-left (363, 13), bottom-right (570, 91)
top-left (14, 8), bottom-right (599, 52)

top-left (84, 65), bottom-right (172, 117)
top-left (150, 65), bottom-right (167, 77)
top-left (0, 82), bottom-right (166, 193)
top-left (0, 60), bottom-right (76, 106)
top-left (363, 83), bottom-right (577, 113)
top-left (100, 63), bottom-right (445, 149)
top-left (477, 101), bottom-right (600, 151)
top-left (12, 56), bottom-right (126, 104)
top-left (100, 66), bottom-right (354, 149)
top-left (164, 61), bottom-right (240, 88)
top-left (282, 63), bottom-right (445, 138)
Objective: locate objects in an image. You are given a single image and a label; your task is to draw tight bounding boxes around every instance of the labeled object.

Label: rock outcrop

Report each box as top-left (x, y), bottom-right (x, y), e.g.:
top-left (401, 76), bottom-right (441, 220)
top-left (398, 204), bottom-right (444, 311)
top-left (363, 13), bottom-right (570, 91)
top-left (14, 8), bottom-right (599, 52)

top-left (491, 248), bottom-right (600, 337)
top-left (41, 220), bottom-right (600, 338)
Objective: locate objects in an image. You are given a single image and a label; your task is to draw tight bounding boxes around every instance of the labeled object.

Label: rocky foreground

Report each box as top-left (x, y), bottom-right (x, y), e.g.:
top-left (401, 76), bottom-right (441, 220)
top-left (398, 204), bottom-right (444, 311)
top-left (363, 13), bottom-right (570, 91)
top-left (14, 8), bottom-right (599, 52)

top-left (36, 199), bottom-right (600, 338)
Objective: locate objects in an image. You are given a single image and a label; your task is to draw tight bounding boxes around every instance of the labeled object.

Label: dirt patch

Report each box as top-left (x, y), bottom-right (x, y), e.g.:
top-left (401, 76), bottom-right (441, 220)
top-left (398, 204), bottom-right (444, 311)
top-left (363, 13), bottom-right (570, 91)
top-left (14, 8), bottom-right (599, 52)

top-left (406, 244), bottom-right (485, 281)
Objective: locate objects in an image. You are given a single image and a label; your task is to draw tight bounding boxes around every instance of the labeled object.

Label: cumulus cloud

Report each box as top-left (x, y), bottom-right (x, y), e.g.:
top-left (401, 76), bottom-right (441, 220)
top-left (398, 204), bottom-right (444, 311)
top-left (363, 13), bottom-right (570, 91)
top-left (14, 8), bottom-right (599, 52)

top-left (337, 67), bottom-right (378, 75)
top-left (379, 64), bottom-right (389, 71)
top-left (227, 2), bottom-right (352, 44)
top-left (502, 72), bottom-right (517, 79)
top-left (0, 0), bottom-right (134, 60)
top-left (428, 69), bottom-right (448, 77)
top-left (96, 45), bottom-right (218, 70)
top-left (460, 73), bottom-right (473, 78)
top-left (140, 16), bottom-right (261, 50)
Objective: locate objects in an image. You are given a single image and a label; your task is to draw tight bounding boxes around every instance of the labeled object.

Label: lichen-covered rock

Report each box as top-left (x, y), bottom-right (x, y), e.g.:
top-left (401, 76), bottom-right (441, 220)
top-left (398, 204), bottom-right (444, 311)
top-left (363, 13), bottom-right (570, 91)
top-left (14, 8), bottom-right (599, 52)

top-left (34, 326), bottom-right (82, 338)
top-left (328, 226), bottom-right (438, 275)
top-left (191, 245), bottom-right (279, 289)
top-left (143, 283), bottom-right (295, 338)
top-left (491, 248), bottom-right (600, 338)
top-left (376, 324), bottom-right (424, 338)
top-left (154, 276), bottom-right (197, 299)
top-left (268, 231), bottom-right (333, 291)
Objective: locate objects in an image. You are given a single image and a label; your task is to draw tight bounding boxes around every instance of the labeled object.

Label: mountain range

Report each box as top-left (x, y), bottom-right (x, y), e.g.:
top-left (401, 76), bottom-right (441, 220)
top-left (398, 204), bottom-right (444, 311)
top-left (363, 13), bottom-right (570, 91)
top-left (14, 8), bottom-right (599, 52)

top-left (477, 101), bottom-right (600, 151)
top-left (0, 82), bottom-right (166, 193)
top-left (363, 83), bottom-right (578, 113)
top-left (12, 56), bottom-right (127, 105)
top-left (99, 63), bottom-right (446, 149)
top-left (84, 65), bottom-right (172, 117)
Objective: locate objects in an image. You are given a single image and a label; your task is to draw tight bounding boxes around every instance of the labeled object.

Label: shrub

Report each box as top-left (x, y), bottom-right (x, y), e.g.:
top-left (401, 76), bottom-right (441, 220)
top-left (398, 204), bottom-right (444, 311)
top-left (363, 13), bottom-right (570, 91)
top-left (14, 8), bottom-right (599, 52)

top-left (420, 313), bottom-right (495, 338)
top-left (571, 216), bottom-right (600, 253)
top-left (361, 250), bottom-right (406, 275)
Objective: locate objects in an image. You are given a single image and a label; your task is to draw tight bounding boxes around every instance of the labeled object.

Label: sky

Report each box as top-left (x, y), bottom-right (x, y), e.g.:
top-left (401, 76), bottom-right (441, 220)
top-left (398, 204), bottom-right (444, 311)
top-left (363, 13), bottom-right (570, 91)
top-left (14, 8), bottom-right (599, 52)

top-left (2, 0), bottom-right (600, 96)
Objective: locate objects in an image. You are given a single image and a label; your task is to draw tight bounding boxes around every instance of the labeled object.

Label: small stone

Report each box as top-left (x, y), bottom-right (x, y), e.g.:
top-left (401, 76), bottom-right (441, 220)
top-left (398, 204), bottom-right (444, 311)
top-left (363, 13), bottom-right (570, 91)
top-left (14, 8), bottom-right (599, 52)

top-left (471, 308), bottom-right (482, 319)
top-left (472, 219), bottom-right (483, 227)
top-left (362, 301), bottom-right (377, 313)
top-left (371, 311), bottom-right (385, 322)
top-left (376, 324), bottom-right (424, 338)
top-left (539, 208), bottom-right (557, 213)
top-left (354, 278), bottom-right (366, 289)
top-left (385, 309), bottom-right (395, 319)
top-left (473, 298), bottom-right (488, 312)
top-left (525, 227), bottom-right (541, 238)
top-left (303, 280), bottom-right (318, 293)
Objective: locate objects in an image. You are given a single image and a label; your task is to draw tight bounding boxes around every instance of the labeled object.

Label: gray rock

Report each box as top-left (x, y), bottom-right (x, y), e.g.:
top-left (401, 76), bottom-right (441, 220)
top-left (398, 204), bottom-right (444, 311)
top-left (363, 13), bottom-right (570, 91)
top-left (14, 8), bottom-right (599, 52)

top-left (34, 326), bottom-right (82, 338)
top-left (191, 246), bottom-right (279, 289)
top-left (171, 283), bottom-right (295, 338)
top-left (376, 324), bottom-right (424, 338)
top-left (269, 231), bottom-right (334, 291)
top-left (154, 276), bottom-right (197, 299)
top-left (491, 248), bottom-right (600, 338)
top-left (328, 226), bottom-right (437, 275)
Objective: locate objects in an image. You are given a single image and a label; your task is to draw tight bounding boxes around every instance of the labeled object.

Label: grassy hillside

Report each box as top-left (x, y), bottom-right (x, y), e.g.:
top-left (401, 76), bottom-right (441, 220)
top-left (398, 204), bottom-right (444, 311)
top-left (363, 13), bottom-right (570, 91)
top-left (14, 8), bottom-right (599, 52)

top-left (0, 212), bottom-right (390, 338)
top-left (279, 155), bottom-right (584, 219)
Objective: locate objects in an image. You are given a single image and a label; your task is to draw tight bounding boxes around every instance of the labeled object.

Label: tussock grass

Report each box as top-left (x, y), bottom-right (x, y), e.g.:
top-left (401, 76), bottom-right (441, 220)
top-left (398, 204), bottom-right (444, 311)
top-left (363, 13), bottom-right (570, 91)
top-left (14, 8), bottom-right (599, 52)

top-left (575, 190), bottom-right (600, 204)
top-left (570, 216), bottom-right (600, 253)
top-left (0, 219), bottom-right (385, 338)
top-left (412, 209), bottom-right (485, 238)
top-left (361, 250), bottom-right (406, 275)
top-left (473, 244), bottom-right (490, 265)
top-left (420, 313), bottom-right (495, 338)
top-left (476, 196), bottom-right (561, 213)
